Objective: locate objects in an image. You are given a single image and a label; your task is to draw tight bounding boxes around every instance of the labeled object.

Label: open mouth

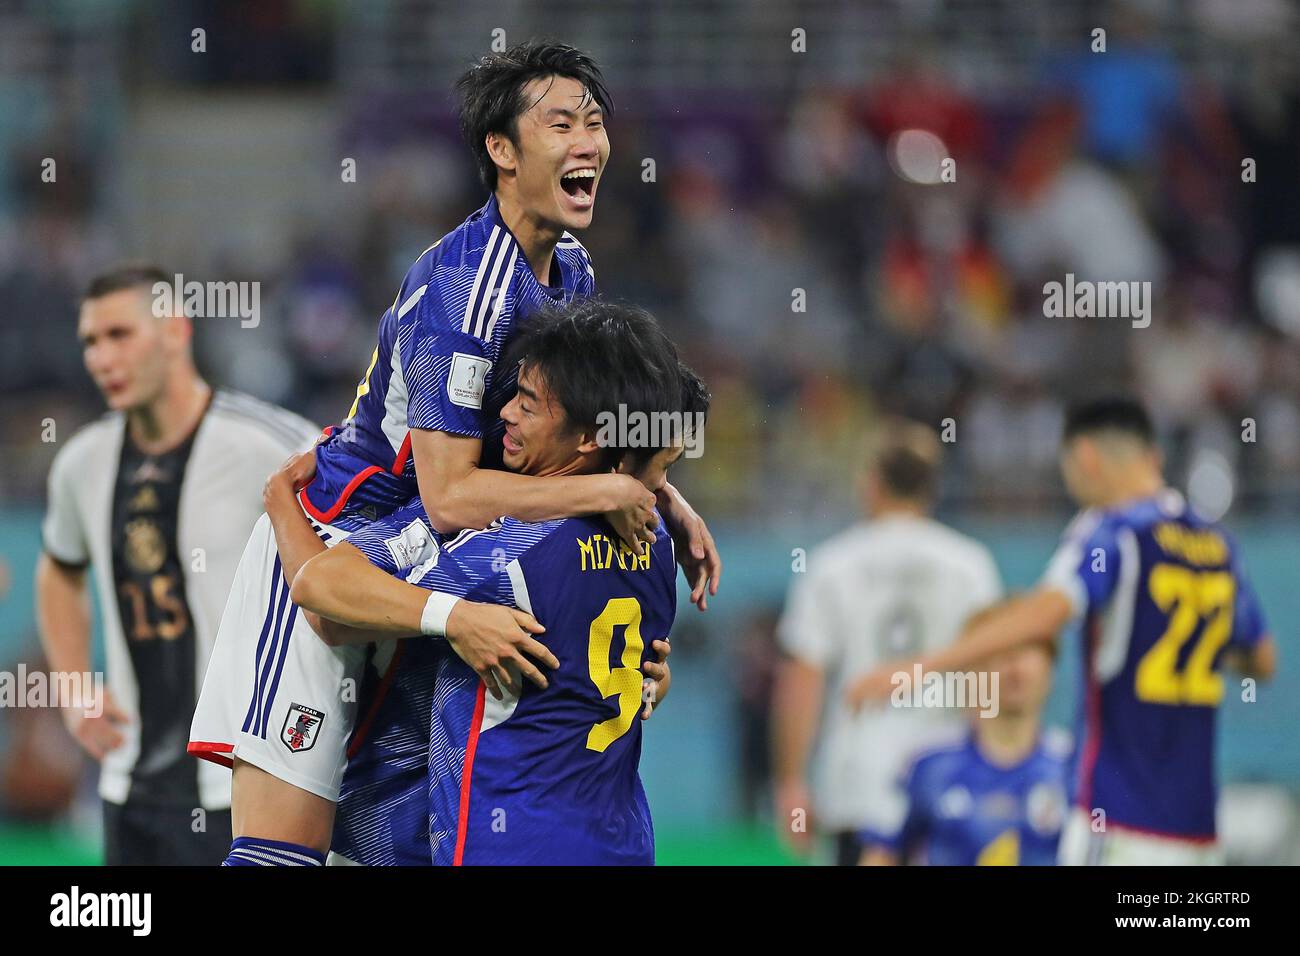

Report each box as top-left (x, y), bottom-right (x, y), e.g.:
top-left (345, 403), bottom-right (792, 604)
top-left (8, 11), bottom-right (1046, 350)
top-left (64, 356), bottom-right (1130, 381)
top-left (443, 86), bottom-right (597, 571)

top-left (559, 168), bottom-right (596, 207)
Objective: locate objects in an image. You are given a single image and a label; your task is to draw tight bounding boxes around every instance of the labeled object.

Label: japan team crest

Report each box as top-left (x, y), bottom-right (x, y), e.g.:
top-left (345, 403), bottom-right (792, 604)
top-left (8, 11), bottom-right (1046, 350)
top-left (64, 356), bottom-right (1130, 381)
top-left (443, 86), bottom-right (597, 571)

top-left (281, 702), bottom-right (325, 753)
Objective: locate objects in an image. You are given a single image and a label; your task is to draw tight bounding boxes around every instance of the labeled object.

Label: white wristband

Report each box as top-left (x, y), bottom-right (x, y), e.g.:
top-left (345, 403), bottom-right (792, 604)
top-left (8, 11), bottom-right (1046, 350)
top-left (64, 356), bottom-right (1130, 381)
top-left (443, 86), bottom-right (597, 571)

top-left (420, 591), bottom-right (460, 637)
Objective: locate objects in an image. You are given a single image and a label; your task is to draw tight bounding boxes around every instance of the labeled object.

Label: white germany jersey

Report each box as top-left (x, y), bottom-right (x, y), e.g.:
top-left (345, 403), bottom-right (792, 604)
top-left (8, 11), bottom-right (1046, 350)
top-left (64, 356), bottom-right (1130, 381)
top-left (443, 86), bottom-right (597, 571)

top-left (41, 390), bottom-right (318, 809)
top-left (778, 514), bottom-right (1004, 832)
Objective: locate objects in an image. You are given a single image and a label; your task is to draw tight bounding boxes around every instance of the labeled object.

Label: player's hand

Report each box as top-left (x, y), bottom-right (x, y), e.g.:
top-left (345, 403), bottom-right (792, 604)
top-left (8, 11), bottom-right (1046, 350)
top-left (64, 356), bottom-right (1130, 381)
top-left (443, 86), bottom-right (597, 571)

top-left (282, 448), bottom-right (318, 492)
top-left (263, 450), bottom-right (317, 511)
top-left (639, 639), bottom-right (672, 720)
top-left (446, 602), bottom-right (556, 701)
top-left (604, 473), bottom-right (658, 556)
top-left (656, 482), bottom-right (721, 611)
top-left (62, 687), bottom-right (128, 761)
top-left (775, 778), bottom-right (815, 856)
top-left (844, 664), bottom-right (902, 713)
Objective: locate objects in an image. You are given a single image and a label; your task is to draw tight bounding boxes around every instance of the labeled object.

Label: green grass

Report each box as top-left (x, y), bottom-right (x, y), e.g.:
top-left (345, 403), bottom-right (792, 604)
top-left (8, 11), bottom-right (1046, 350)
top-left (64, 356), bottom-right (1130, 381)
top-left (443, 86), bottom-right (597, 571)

top-left (0, 822), bottom-right (799, 866)
top-left (0, 824), bottom-right (101, 866)
top-left (655, 825), bottom-right (803, 866)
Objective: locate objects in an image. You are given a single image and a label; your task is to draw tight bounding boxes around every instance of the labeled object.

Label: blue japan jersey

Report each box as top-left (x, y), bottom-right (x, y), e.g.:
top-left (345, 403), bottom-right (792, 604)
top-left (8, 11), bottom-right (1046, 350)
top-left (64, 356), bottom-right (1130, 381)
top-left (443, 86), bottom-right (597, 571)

top-left (427, 516), bottom-right (677, 866)
top-left (329, 497), bottom-right (676, 867)
top-left (301, 195), bottom-right (596, 525)
top-left (866, 730), bottom-right (1072, 866)
top-left (1041, 490), bottom-right (1268, 840)
top-left (327, 500), bottom-right (444, 866)
top-left (329, 498), bottom-right (554, 865)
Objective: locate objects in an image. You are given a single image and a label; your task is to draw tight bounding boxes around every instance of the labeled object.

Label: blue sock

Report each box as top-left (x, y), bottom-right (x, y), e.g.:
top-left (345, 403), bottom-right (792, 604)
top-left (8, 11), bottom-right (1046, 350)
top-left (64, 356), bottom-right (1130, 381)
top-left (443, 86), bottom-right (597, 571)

top-left (222, 836), bottom-right (325, 867)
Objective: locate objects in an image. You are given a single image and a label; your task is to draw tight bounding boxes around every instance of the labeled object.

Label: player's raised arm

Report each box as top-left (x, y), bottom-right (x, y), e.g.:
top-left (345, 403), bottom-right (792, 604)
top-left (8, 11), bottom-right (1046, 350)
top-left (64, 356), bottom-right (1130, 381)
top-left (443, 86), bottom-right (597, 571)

top-left (654, 479), bottom-right (721, 611)
top-left (289, 531), bottom-right (555, 698)
top-left (922, 588), bottom-right (1069, 674)
top-left (845, 588), bottom-right (1070, 711)
top-left (262, 451), bottom-right (329, 585)
top-left (415, 429), bottom-right (719, 608)
top-left (1224, 636), bottom-right (1278, 681)
top-left (1219, 568), bottom-right (1278, 681)
top-left (413, 427), bottom-right (658, 552)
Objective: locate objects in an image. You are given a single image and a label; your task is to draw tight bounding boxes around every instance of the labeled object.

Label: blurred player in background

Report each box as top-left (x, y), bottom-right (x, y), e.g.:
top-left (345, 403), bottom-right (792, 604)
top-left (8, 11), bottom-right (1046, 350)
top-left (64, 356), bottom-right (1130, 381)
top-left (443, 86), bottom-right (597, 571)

top-left (849, 398), bottom-right (1278, 865)
top-left (859, 640), bottom-right (1070, 866)
top-left (36, 263), bottom-right (317, 865)
top-left (772, 419), bottom-right (1003, 865)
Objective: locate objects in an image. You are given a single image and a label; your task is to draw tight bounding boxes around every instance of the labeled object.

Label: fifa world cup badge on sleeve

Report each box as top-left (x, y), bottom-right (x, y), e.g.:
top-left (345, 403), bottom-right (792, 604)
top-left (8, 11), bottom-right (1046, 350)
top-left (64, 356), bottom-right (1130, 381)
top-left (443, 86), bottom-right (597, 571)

top-left (385, 518), bottom-right (437, 570)
top-left (282, 703), bottom-right (326, 753)
top-left (448, 353), bottom-right (491, 409)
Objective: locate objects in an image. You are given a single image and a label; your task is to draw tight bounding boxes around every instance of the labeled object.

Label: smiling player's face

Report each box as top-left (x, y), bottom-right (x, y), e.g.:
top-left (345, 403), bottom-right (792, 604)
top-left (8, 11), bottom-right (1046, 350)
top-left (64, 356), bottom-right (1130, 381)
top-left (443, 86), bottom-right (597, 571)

top-left (499, 363), bottom-right (592, 478)
top-left (507, 75), bottom-right (609, 233)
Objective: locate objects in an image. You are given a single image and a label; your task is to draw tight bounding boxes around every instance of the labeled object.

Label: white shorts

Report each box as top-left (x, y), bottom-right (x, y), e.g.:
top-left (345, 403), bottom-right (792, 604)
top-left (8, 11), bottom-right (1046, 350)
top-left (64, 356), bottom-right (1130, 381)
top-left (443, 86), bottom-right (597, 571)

top-left (1057, 808), bottom-right (1225, 866)
top-left (190, 509), bottom-right (364, 802)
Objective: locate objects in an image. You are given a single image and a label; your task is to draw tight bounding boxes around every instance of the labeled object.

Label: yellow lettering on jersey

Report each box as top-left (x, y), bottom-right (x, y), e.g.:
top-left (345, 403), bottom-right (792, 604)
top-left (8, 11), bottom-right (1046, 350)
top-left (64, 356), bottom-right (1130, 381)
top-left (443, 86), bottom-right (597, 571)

top-left (977, 829), bottom-right (1019, 866)
top-left (1153, 523), bottom-right (1228, 567)
top-left (577, 534), bottom-right (651, 572)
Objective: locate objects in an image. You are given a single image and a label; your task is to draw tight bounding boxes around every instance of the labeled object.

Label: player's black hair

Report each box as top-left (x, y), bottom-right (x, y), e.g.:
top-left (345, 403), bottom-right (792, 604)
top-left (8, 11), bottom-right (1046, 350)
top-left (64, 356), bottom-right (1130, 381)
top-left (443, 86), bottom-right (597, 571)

top-left (678, 360), bottom-right (711, 442)
top-left (84, 262), bottom-right (170, 301)
top-left (869, 419), bottom-right (941, 502)
top-left (1063, 396), bottom-right (1155, 446)
top-left (504, 297), bottom-right (682, 470)
top-left (455, 39), bottom-right (612, 191)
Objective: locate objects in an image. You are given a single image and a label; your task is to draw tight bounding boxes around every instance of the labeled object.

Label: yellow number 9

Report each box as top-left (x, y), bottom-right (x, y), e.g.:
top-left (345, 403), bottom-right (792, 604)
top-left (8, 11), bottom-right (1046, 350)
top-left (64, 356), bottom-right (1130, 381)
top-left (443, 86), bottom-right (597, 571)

top-left (586, 597), bottom-right (645, 753)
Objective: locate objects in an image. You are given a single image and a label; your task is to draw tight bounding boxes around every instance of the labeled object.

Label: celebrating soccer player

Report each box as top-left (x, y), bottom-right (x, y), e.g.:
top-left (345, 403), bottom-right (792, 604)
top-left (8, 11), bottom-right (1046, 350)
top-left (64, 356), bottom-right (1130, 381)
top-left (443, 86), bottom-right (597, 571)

top-left (265, 300), bottom-right (704, 864)
top-left (190, 40), bottom-right (720, 867)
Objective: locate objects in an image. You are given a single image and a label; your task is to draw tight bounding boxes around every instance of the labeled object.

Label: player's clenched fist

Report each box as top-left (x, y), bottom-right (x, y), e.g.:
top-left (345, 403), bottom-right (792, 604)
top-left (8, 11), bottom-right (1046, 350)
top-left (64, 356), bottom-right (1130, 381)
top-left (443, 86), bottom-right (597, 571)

top-left (445, 601), bottom-right (556, 700)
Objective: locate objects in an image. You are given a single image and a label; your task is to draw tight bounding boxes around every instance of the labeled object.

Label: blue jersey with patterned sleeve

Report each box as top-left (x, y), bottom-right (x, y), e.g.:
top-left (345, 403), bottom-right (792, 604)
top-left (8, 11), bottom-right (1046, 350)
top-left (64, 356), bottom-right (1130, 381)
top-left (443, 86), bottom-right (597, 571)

top-left (1040, 489), bottom-right (1269, 840)
top-left (864, 730), bottom-right (1072, 865)
top-left (427, 517), bottom-right (676, 866)
top-left (301, 195), bottom-right (596, 525)
top-left (328, 496), bottom-right (568, 865)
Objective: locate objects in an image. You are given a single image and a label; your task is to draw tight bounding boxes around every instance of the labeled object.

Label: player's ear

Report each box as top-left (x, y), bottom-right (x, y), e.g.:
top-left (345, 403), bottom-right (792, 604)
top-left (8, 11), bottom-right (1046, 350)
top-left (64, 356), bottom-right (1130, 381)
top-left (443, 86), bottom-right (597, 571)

top-left (1075, 437), bottom-right (1100, 474)
top-left (486, 131), bottom-right (517, 175)
top-left (163, 310), bottom-right (193, 355)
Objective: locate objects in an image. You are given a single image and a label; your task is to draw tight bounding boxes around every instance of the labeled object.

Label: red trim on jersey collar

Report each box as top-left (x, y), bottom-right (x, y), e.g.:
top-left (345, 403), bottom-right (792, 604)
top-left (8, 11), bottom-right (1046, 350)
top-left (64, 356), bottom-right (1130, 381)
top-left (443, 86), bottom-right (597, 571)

top-left (453, 683), bottom-right (488, 866)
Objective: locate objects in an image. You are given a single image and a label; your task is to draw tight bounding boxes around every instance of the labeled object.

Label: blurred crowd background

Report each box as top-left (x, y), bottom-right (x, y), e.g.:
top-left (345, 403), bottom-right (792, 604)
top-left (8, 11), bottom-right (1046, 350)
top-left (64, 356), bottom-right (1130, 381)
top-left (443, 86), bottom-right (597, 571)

top-left (1, 0), bottom-right (1298, 863)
